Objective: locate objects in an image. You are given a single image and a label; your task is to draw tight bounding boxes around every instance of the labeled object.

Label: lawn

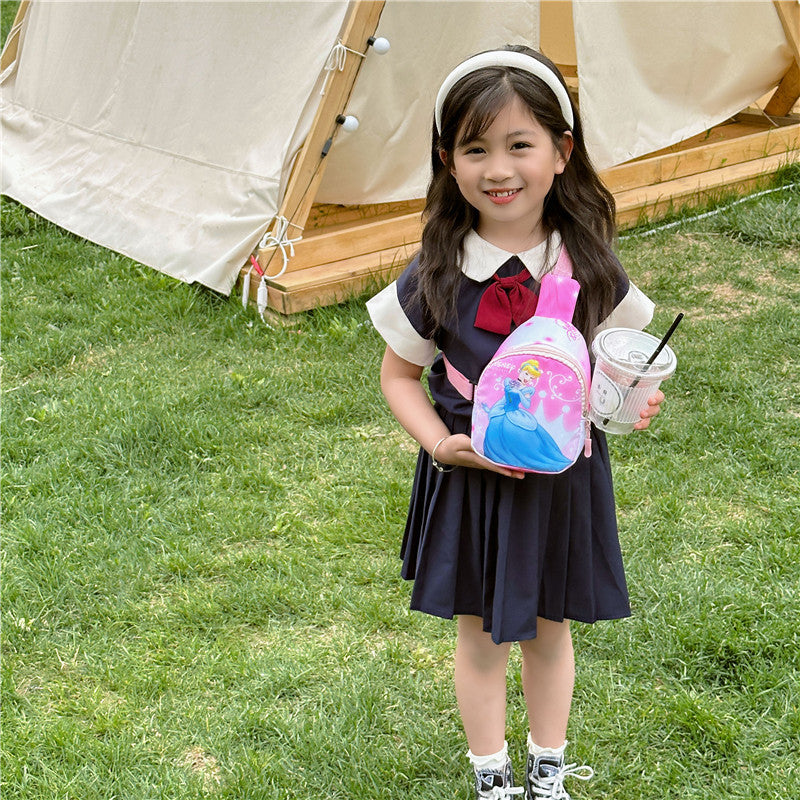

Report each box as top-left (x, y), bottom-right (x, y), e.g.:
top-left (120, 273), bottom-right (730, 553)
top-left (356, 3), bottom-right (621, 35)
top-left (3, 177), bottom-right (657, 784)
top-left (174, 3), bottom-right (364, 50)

top-left (3, 170), bottom-right (799, 799)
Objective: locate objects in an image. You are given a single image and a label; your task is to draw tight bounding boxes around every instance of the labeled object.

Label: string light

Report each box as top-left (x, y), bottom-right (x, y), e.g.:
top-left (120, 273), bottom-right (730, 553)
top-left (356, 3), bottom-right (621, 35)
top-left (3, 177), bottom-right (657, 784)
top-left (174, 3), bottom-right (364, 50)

top-left (367, 36), bottom-right (391, 54)
top-left (336, 114), bottom-right (359, 132)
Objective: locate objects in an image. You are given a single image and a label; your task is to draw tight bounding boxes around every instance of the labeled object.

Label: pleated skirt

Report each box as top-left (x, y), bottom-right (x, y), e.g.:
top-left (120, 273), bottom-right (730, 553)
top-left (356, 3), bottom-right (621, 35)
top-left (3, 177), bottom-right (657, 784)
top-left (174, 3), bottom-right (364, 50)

top-left (400, 409), bottom-right (630, 644)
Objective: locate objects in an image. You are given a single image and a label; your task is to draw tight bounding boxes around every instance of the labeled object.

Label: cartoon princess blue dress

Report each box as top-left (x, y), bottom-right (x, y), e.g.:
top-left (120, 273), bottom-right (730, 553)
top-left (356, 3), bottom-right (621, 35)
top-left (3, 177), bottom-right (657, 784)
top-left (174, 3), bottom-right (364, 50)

top-left (483, 378), bottom-right (572, 472)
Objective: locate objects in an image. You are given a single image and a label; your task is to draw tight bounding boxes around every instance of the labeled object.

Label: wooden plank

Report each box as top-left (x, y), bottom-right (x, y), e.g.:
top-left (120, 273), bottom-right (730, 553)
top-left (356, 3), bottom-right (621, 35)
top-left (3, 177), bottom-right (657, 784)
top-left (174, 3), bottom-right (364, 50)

top-left (262, 243), bottom-right (418, 314)
top-left (274, 242), bottom-right (415, 292)
top-left (273, 1), bottom-right (385, 237)
top-left (765, 1), bottom-right (800, 114)
top-left (306, 199), bottom-right (425, 231)
top-left (601, 122), bottom-right (799, 194)
top-left (268, 277), bottom-right (380, 316)
top-left (628, 116), bottom-right (774, 155)
top-left (554, 64), bottom-right (578, 79)
top-left (615, 151), bottom-right (798, 227)
top-left (540, 1), bottom-right (576, 67)
top-left (258, 209), bottom-right (423, 274)
top-left (773, 0), bottom-right (800, 64)
top-left (765, 61), bottom-right (800, 116)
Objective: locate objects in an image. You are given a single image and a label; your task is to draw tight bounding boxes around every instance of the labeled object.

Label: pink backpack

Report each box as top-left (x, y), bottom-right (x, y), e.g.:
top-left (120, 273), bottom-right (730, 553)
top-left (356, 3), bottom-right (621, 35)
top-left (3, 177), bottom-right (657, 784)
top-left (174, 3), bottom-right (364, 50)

top-left (447, 246), bottom-right (592, 474)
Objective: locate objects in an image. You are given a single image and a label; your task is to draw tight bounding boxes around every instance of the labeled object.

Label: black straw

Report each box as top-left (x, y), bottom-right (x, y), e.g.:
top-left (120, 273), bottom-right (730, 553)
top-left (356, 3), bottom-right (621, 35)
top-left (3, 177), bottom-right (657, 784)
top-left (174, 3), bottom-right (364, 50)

top-left (601, 313), bottom-right (684, 426)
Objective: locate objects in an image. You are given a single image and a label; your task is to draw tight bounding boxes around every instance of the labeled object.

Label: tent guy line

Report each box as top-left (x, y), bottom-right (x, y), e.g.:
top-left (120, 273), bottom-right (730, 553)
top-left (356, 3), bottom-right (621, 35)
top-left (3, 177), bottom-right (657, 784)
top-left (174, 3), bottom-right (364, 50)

top-left (619, 182), bottom-right (800, 240)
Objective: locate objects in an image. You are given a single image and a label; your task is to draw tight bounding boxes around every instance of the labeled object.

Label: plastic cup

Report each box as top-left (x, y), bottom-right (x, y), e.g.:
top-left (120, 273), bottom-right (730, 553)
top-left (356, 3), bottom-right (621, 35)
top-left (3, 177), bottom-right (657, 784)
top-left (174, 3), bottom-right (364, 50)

top-left (589, 327), bottom-right (677, 434)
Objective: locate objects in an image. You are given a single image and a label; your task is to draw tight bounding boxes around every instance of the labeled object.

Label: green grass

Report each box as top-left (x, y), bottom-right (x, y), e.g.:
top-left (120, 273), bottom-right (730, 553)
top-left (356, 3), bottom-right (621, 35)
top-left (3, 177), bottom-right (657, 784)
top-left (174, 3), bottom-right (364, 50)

top-left (3, 152), bottom-right (800, 800)
top-left (1, 2), bottom-right (19, 46)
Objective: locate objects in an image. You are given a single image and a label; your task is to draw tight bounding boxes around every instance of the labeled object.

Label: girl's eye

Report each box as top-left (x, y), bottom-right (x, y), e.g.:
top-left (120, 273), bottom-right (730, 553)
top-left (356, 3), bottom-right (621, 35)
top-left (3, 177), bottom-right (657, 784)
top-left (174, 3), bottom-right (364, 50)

top-left (511, 141), bottom-right (531, 150)
top-left (464, 146), bottom-right (484, 155)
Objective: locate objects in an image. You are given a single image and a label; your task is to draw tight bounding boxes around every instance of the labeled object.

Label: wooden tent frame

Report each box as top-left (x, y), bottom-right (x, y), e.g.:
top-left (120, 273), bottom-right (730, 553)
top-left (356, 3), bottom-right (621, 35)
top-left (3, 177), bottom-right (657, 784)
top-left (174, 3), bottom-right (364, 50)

top-left (248, 0), bottom-right (799, 315)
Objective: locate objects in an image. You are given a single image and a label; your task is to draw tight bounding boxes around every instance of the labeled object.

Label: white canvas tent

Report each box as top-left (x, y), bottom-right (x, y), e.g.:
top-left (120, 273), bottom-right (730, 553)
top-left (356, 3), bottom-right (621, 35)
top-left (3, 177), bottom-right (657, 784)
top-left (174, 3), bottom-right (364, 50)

top-left (2, 1), bottom-right (798, 312)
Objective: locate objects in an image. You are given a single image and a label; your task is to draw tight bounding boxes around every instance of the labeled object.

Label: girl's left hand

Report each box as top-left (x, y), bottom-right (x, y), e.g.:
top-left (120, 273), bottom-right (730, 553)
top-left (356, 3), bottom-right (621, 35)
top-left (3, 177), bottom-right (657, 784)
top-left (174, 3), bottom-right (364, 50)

top-left (633, 389), bottom-right (665, 431)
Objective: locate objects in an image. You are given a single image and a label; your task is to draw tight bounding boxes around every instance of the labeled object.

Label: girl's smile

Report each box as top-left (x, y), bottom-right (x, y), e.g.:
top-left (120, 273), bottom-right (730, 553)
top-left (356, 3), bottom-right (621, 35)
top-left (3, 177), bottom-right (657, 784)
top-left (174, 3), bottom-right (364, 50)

top-left (486, 188), bottom-right (522, 204)
top-left (446, 96), bottom-right (572, 251)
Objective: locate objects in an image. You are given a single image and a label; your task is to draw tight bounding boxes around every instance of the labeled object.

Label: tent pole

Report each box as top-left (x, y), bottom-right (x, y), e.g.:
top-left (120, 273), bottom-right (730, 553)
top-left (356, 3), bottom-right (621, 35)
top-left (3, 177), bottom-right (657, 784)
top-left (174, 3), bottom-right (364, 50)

top-left (765, 0), bottom-right (800, 116)
top-left (263, 0), bottom-right (385, 263)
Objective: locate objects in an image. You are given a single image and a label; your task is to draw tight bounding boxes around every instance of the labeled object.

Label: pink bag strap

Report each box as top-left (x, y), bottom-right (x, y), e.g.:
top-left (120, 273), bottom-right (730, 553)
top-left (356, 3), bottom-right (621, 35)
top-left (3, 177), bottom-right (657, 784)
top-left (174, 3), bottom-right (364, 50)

top-left (443, 353), bottom-right (474, 401)
top-left (535, 245), bottom-right (580, 322)
top-left (552, 243), bottom-right (574, 277)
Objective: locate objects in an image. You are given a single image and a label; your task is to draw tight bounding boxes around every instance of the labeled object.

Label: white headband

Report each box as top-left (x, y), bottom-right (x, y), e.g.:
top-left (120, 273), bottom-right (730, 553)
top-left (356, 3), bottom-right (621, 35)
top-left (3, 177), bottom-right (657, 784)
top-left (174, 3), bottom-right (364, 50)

top-left (434, 50), bottom-right (574, 133)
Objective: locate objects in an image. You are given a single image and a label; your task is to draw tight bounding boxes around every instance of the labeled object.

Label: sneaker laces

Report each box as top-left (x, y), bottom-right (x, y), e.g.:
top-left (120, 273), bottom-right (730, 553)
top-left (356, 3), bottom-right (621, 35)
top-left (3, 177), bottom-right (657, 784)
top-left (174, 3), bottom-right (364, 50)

top-left (528, 762), bottom-right (594, 799)
top-left (479, 784), bottom-right (524, 800)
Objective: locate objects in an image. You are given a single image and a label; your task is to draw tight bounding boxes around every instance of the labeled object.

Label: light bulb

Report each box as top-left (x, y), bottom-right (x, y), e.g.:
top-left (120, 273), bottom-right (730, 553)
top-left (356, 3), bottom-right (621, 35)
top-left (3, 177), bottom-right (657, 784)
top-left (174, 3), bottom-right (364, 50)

top-left (336, 114), bottom-right (359, 132)
top-left (368, 36), bottom-right (391, 55)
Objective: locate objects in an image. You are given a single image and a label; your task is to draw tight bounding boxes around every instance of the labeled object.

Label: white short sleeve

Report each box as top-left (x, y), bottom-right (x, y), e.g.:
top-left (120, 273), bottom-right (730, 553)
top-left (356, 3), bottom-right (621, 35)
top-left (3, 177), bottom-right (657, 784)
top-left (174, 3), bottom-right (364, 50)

top-left (366, 281), bottom-right (437, 367)
top-left (594, 281), bottom-right (655, 336)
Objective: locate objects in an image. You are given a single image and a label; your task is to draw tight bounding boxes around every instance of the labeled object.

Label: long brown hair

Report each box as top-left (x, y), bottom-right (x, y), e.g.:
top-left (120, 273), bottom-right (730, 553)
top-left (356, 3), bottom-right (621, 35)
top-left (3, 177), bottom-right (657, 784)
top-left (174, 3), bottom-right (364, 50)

top-left (417, 45), bottom-right (622, 342)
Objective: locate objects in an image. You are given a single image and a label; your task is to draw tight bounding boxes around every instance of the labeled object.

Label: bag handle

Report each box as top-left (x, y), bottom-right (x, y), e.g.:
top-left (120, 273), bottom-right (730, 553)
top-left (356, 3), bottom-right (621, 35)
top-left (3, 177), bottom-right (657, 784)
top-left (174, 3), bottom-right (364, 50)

top-left (535, 245), bottom-right (580, 322)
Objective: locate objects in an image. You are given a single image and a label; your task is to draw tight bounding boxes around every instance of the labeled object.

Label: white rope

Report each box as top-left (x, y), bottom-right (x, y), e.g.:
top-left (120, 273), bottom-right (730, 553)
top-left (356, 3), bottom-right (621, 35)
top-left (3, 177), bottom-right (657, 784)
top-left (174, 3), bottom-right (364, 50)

top-left (480, 785), bottom-right (524, 799)
top-left (257, 216), bottom-right (303, 279)
top-left (619, 181), bottom-right (799, 240)
top-left (241, 266), bottom-right (251, 309)
top-left (257, 277), bottom-right (270, 322)
top-left (325, 41), bottom-right (349, 72)
top-left (245, 216), bottom-right (303, 323)
top-left (320, 39), bottom-right (366, 95)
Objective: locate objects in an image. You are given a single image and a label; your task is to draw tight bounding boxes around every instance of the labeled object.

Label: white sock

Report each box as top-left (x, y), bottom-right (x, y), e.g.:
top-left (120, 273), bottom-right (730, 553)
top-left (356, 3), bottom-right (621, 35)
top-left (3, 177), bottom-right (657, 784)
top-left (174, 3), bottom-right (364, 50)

top-left (527, 733), bottom-right (567, 759)
top-left (468, 740), bottom-right (509, 772)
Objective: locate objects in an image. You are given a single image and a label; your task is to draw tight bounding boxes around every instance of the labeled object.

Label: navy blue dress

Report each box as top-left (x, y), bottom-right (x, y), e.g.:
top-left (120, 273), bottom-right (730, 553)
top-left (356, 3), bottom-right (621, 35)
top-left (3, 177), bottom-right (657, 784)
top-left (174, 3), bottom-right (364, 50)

top-left (367, 235), bottom-right (653, 644)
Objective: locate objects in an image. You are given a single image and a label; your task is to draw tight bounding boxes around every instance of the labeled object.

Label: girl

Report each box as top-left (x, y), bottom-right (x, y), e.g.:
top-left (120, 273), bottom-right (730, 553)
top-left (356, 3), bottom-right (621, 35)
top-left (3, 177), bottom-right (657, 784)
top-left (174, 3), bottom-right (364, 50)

top-left (367, 45), bottom-right (664, 800)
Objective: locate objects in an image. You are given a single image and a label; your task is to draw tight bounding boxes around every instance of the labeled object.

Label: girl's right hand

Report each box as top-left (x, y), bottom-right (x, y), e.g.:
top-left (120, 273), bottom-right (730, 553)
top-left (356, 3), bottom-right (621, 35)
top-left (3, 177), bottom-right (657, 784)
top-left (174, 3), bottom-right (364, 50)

top-left (434, 434), bottom-right (525, 479)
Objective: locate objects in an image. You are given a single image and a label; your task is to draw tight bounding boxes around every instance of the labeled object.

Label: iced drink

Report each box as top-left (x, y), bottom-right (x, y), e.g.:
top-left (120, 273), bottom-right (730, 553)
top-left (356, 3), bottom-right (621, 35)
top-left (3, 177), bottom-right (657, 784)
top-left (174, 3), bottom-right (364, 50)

top-left (589, 327), bottom-right (676, 434)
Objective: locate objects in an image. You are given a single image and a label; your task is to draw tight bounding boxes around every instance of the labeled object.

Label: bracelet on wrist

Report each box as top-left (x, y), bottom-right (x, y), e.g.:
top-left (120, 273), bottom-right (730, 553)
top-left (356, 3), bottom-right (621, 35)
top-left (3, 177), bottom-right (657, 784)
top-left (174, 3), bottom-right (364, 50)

top-left (431, 435), bottom-right (455, 473)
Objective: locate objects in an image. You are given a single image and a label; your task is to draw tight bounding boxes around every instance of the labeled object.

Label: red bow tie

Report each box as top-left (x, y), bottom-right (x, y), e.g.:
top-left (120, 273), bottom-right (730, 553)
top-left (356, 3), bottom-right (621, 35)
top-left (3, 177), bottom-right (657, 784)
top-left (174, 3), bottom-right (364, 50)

top-left (474, 261), bottom-right (538, 335)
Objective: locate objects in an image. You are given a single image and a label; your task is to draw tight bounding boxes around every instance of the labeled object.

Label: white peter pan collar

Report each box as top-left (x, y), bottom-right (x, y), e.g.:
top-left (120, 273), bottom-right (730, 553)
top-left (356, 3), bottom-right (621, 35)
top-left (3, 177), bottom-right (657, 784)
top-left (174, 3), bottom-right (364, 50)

top-left (460, 229), bottom-right (562, 282)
